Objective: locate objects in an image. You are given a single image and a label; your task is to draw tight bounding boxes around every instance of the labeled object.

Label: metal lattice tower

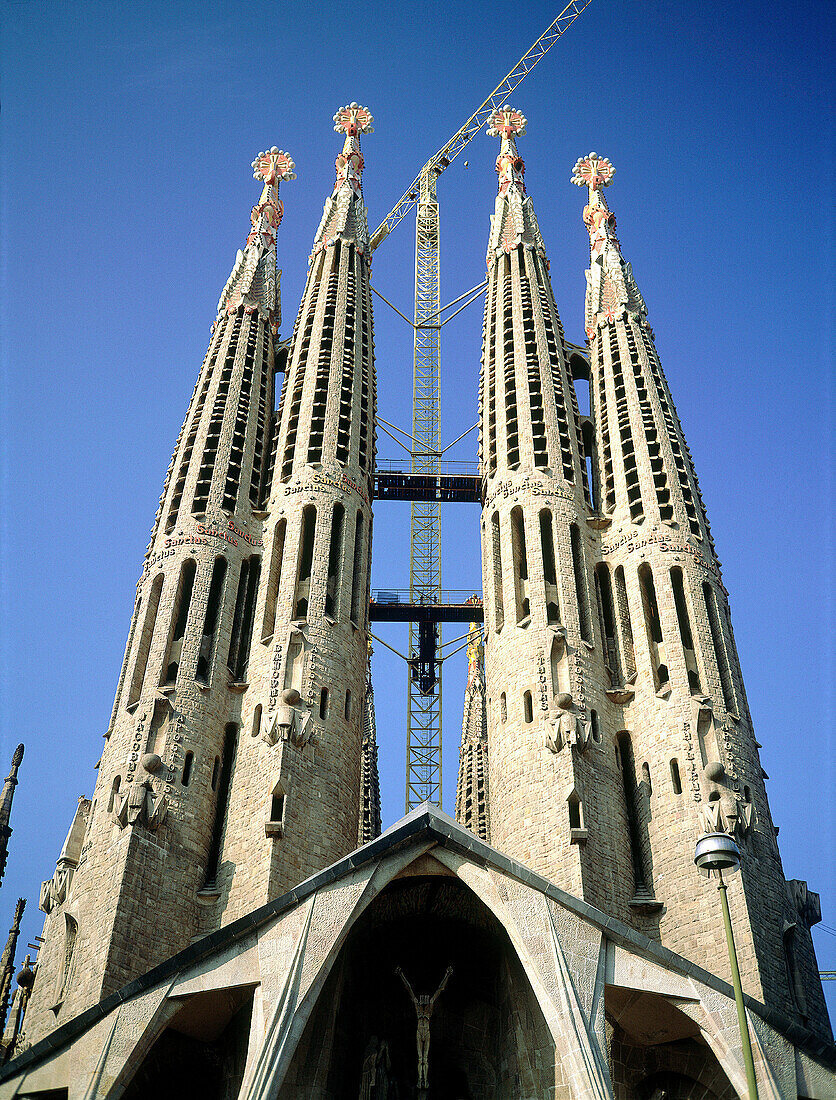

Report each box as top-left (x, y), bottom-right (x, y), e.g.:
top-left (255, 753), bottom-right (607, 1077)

top-left (369, 1), bottom-right (593, 812)
top-left (406, 168), bottom-right (443, 810)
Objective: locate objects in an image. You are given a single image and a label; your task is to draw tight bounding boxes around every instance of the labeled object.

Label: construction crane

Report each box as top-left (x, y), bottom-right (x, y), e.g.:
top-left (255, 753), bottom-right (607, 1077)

top-left (370, 1), bottom-right (593, 813)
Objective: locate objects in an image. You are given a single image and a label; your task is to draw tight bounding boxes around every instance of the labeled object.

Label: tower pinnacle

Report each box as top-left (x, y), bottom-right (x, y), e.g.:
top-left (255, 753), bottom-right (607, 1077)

top-left (571, 152), bottom-right (646, 338)
top-left (313, 103), bottom-right (374, 255)
top-left (485, 107), bottom-right (543, 257)
top-left (0, 744), bottom-right (23, 886)
top-left (486, 106), bottom-right (527, 195)
top-left (217, 147), bottom-right (295, 332)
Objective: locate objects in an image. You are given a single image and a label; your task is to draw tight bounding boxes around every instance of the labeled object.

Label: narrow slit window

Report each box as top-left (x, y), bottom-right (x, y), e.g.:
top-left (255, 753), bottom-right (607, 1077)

top-left (161, 559), bottom-right (197, 687)
top-left (570, 524), bottom-right (592, 643)
top-left (271, 788), bottom-right (285, 825)
top-left (595, 563), bottom-right (622, 686)
top-left (345, 690), bottom-right (352, 720)
top-left (703, 582), bottom-right (738, 716)
top-left (617, 732), bottom-right (650, 894)
top-left (227, 555), bottom-right (261, 681)
top-left (510, 507), bottom-right (530, 623)
top-left (350, 512), bottom-right (365, 624)
top-left (590, 710), bottom-right (601, 743)
top-left (57, 915), bottom-right (78, 1003)
top-left (319, 687), bottom-right (329, 720)
top-left (491, 512), bottom-right (504, 631)
top-left (670, 567), bottom-right (701, 693)
top-left (325, 503), bottom-right (345, 619)
top-left (128, 573), bottom-right (163, 706)
top-left (613, 566), bottom-right (636, 680)
top-left (181, 751), bottom-right (194, 786)
top-left (670, 758), bottom-right (682, 794)
top-left (196, 557), bottom-right (227, 683)
top-left (523, 691), bottom-right (533, 724)
top-left (251, 703), bottom-right (262, 740)
top-left (294, 505), bottom-right (317, 620)
top-left (204, 722), bottom-right (239, 886)
top-left (539, 510), bottom-right (561, 625)
top-left (262, 518), bottom-right (286, 641)
top-left (108, 775), bottom-right (121, 813)
top-left (639, 563), bottom-right (668, 691)
top-left (568, 792), bottom-right (583, 830)
top-left (500, 692), bottom-right (507, 722)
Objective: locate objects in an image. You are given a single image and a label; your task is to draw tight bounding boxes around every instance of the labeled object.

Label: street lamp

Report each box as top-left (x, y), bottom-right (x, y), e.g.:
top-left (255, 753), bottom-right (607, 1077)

top-left (694, 832), bottom-right (759, 1100)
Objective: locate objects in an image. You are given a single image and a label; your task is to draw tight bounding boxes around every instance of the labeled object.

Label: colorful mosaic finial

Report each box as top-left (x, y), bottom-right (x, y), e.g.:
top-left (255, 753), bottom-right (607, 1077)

top-left (330, 103), bottom-right (373, 197)
top-left (333, 103), bottom-right (374, 137)
top-left (486, 105), bottom-right (527, 139)
top-left (486, 105), bottom-right (527, 197)
top-left (571, 151), bottom-right (615, 192)
top-left (571, 151), bottom-right (620, 267)
top-left (571, 153), bottom-right (646, 337)
top-left (216, 147), bottom-right (294, 327)
top-left (246, 147), bottom-right (296, 250)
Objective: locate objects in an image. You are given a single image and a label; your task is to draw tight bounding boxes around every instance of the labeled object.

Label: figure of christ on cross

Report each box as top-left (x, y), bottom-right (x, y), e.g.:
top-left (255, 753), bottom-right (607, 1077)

top-left (395, 965), bottom-right (453, 1090)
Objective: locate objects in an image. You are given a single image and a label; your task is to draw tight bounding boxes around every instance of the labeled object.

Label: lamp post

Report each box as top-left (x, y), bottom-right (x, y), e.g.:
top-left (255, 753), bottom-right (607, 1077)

top-left (694, 832), bottom-right (759, 1100)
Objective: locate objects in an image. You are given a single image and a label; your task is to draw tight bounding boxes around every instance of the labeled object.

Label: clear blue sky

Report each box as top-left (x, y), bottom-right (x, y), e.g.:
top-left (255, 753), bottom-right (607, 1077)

top-left (2, 0), bottom-right (834, 1018)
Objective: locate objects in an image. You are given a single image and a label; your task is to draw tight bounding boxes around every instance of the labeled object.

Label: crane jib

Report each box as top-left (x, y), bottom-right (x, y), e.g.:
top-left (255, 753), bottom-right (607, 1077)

top-left (368, 0), bottom-right (593, 253)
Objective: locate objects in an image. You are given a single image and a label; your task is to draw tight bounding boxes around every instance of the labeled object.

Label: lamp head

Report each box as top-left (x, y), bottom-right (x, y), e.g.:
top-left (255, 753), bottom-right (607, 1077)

top-left (694, 832), bottom-right (741, 874)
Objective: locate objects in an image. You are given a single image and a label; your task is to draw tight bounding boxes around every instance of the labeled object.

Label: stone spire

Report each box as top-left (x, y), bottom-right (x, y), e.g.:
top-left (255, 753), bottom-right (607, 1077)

top-left (0, 745), bottom-right (23, 886)
top-left (273, 104), bottom-right (376, 484)
top-left (571, 153), bottom-right (647, 341)
top-left (311, 103), bottom-right (374, 257)
top-left (565, 154), bottom-right (830, 1029)
top-left (358, 642), bottom-right (382, 845)
top-left (485, 106), bottom-right (545, 258)
top-left (455, 621), bottom-right (490, 843)
top-left (571, 153), bottom-right (713, 539)
top-left (25, 145), bottom-right (300, 1041)
top-left (0, 899), bottom-right (24, 1035)
top-left (217, 148), bottom-right (296, 334)
top-left (210, 102), bottom-right (377, 921)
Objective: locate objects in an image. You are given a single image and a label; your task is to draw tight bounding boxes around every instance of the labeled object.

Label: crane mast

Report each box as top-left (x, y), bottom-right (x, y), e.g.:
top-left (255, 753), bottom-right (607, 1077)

top-left (372, 2), bottom-right (593, 812)
top-left (407, 167), bottom-right (443, 810)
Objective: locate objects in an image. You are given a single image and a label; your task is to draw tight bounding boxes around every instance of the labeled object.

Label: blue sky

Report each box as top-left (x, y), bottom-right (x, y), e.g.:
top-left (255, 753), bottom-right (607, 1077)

top-left (2, 0), bottom-right (834, 1017)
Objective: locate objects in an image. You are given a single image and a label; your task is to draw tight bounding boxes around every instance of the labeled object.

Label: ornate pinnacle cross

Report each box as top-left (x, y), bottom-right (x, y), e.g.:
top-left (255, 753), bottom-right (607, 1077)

top-left (333, 102), bottom-right (374, 138)
top-left (486, 105), bottom-right (527, 141)
top-left (486, 105), bottom-right (527, 196)
top-left (331, 103), bottom-right (374, 195)
top-left (570, 152), bottom-right (615, 194)
top-left (247, 147), bottom-right (296, 249)
top-left (571, 152), bottom-right (620, 266)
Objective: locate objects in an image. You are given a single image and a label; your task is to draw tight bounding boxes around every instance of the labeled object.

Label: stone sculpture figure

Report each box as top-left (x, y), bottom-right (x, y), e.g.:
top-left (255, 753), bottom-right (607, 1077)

top-left (359, 1035), bottom-right (391, 1099)
top-left (396, 965), bottom-right (452, 1091)
top-left (545, 693), bottom-right (589, 754)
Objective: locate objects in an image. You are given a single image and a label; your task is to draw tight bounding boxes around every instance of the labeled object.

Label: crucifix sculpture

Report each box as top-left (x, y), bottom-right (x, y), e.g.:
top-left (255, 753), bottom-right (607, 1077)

top-left (396, 965), bottom-right (453, 1090)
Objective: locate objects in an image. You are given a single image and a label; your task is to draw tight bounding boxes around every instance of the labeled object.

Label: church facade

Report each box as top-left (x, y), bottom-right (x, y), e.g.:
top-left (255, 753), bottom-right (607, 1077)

top-left (1, 105), bottom-right (833, 1098)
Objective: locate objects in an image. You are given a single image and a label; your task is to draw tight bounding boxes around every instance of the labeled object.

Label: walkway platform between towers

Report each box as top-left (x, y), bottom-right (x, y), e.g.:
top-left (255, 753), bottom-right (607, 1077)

top-left (372, 459), bottom-right (482, 503)
top-left (369, 590), bottom-right (483, 624)
top-left (3, 805), bottom-right (834, 1099)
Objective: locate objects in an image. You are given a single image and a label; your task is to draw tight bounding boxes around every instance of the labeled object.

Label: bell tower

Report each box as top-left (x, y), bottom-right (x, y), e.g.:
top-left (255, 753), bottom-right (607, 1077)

top-left (570, 152), bottom-right (831, 1032)
top-left (478, 109), bottom-right (624, 900)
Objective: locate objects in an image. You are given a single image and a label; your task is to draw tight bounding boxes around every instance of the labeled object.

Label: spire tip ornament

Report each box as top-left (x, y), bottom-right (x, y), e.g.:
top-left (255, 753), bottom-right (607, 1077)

top-left (485, 105), bottom-right (527, 138)
top-left (252, 147), bottom-right (296, 184)
top-left (571, 152), bottom-right (615, 191)
top-left (333, 103), bottom-right (374, 136)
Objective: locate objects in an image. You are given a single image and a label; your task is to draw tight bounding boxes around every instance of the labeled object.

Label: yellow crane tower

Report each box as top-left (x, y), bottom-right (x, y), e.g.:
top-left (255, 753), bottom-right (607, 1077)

top-left (368, 2), bottom-right (593, 812)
